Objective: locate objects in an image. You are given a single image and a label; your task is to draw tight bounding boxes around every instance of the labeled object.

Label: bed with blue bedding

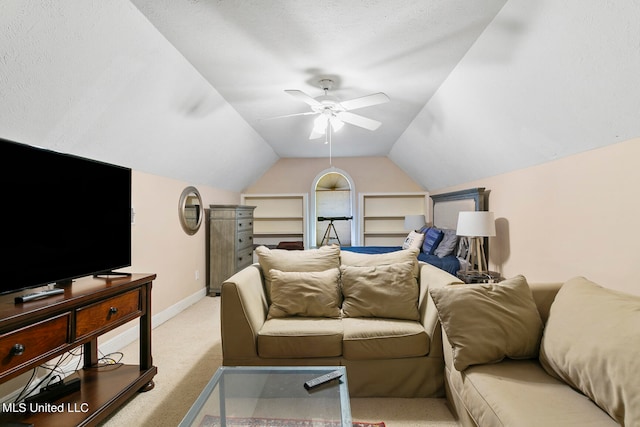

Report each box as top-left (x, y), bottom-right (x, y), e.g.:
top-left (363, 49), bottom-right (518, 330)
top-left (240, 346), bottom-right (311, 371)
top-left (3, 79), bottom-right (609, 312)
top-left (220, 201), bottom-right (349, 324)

top-left (342, 188), bottom-right (489, 276)
top-left (341, 245), bottom-right (461, 275)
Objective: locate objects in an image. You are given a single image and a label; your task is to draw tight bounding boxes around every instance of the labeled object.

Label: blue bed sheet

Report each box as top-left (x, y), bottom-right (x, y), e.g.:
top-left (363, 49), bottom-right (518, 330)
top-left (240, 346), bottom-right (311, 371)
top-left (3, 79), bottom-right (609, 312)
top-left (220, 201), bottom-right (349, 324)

top-left (341, 246), bottom-right (460, 275)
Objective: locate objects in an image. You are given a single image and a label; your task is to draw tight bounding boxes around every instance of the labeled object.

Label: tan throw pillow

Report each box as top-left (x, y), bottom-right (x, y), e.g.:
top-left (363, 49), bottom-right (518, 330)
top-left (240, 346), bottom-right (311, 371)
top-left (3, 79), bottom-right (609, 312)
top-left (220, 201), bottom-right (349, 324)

top-left (539, 277), bottom-right (640, 426)
top-left (256, 245), bottom-right (340, 302)
top-left (429, 275), bottom-right (543, 371)
top-left (267, 268), bottom-right (341, 319)
top-left (340, 261), bottom-right (420, 321)
top-left (340, 248), bottom-right (419, 279)
top-left (402, 231), bottom-right (425, 251)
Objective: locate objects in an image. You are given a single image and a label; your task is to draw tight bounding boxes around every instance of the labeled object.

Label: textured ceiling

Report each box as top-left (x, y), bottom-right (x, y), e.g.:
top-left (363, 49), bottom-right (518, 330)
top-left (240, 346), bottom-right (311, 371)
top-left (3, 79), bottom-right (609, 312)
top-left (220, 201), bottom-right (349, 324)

top-left (2, 1), bottom-right (637, 193)
top-left (131, 0), bottom-right (508, 158)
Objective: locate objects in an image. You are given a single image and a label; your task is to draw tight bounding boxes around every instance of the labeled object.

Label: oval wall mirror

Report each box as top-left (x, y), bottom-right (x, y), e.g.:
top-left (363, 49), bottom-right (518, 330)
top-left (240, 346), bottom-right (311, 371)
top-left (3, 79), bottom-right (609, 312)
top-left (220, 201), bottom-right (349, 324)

top-left (178, 186), bottom-right (203, 235)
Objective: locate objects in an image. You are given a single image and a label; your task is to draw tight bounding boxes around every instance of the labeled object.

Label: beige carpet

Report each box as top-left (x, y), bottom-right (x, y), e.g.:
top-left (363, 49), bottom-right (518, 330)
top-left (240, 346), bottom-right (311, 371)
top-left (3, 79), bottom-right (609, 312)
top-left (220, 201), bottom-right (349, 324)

top-left (98, 296), bottom-right (459, 427)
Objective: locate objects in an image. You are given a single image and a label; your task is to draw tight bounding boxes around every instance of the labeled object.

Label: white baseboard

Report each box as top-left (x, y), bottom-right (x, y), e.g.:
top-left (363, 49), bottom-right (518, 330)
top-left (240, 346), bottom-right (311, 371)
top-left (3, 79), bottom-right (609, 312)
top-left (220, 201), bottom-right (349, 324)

top-left (99, 287), bottom-right (207, 356)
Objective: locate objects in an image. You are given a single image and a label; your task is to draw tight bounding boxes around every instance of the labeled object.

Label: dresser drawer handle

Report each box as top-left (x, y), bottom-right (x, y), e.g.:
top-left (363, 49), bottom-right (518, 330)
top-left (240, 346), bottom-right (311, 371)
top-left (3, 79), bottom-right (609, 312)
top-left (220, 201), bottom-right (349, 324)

top-left (10, 343), bottom-right (25, 356)
top-left (109, 307), bottom-right (118, 315)
top-left (238, 222), bottom-right (243, 227)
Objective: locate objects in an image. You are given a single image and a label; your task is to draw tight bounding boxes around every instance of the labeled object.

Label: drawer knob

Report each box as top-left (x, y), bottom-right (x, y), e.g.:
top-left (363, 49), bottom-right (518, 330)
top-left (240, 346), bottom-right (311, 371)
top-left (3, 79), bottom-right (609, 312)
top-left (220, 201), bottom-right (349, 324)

top-left (11, 343), bottom-right (25, 356)
top-left (238, 223), bottom-right (243, 227)
top-left (109, 307), bottom-right (118, 314)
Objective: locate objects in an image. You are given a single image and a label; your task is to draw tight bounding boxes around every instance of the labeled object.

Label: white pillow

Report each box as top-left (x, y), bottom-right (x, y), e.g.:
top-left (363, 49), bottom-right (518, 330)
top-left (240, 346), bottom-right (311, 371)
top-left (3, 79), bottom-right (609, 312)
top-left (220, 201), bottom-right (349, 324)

top-left (402, 230), bottom-right (425, 250)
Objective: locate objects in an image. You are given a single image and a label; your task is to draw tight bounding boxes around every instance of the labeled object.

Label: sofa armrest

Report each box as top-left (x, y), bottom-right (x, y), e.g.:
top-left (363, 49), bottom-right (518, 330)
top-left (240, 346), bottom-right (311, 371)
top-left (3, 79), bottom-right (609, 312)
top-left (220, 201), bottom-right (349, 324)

top-left (220, 264), bottom-right (269, 362)
top-left (528, 282), bottom-right (563, 323)
top-left (418, 262), bottom-right (464, 357)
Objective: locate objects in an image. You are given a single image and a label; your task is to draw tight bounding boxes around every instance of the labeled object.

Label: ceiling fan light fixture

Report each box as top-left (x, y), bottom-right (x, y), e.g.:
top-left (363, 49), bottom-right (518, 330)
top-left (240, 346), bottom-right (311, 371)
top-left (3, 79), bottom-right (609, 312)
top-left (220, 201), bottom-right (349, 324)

top-left (312, 114), bottom-right (328, 136)
top-left (278, 79), bottom-right (391, 141)
top-left (330, 116), bottom-right (344, 132)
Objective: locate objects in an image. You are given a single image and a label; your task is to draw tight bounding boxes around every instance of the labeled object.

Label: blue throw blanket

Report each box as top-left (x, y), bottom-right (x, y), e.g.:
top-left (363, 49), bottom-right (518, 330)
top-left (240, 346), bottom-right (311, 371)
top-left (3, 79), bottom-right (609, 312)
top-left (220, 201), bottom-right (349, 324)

top-left (341, 246), bottom-right (460, 275)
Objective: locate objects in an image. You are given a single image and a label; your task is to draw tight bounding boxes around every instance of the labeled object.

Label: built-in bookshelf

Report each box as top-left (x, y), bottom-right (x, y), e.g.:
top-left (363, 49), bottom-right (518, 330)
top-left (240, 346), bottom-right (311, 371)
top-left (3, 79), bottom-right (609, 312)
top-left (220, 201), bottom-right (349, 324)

top-left (359, 192), bottom-right (428, 246)
top-left (240, 193), bottom-right (308, 248)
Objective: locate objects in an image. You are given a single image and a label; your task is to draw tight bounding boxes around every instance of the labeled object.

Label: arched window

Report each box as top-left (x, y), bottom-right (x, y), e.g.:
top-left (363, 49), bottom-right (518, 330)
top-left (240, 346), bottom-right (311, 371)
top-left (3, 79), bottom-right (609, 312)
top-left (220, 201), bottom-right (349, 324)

top-left (310, 168), bottom-right (356, 247)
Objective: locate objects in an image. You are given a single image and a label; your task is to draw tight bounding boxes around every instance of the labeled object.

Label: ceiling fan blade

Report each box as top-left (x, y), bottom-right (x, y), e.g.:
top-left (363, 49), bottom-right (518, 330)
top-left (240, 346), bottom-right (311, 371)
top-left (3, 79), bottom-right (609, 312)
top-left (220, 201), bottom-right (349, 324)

top-left (285, 89), bottom-right (322, 108)
top-left (261, 111), bottom-right (316, 121)
top-left (337, 111), bottom-right (382, 131)
top-left (340, 92), bottom-right (390, 111)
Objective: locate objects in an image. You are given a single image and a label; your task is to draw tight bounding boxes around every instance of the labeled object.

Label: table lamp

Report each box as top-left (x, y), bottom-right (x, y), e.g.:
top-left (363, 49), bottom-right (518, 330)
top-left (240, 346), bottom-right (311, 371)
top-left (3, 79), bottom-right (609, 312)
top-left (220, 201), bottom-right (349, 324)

top-left (456, 211), bottom-right (496, 272)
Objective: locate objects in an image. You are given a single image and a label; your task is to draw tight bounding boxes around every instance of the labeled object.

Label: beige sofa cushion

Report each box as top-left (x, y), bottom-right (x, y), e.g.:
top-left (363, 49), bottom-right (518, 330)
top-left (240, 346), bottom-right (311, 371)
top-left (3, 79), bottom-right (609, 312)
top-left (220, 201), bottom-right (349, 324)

top-left (256, 245), bottom-right (340, 301)
top-left (340, 248), bottom-right (419, 278)
top-left (257, 318), bottom-right (343, 358)
top-left (340, 261), bottom-right (420, 321)
top-left (430, 275), bottom-right (543, 371)
top-left (451, 359), bottom-right (619, 427)
top-left (539, 277), bottom-right (640, 426)
top-left (267, 268), bottom-right (341, 319)
top-left (342, 317), bottom-right (429, 360)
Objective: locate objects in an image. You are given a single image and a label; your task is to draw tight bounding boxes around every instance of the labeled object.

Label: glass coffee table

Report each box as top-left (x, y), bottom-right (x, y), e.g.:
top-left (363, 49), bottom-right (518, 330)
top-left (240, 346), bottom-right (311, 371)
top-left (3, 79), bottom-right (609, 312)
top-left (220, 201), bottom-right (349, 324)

top-left (179, 366), bottom-right (352, 427)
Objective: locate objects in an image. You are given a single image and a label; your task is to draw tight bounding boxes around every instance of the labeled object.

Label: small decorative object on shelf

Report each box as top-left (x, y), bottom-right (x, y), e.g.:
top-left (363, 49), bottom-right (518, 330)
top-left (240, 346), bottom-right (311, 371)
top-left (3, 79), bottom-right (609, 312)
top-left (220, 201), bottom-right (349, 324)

top-left (457, 270), bottom-right (503, 284)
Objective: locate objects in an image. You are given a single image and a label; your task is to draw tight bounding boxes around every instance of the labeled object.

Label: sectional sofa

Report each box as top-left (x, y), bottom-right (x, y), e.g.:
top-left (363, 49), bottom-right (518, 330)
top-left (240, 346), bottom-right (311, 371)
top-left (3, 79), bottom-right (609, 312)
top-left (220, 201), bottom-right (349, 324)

top-left (220, 245), bottom-right (639, 425)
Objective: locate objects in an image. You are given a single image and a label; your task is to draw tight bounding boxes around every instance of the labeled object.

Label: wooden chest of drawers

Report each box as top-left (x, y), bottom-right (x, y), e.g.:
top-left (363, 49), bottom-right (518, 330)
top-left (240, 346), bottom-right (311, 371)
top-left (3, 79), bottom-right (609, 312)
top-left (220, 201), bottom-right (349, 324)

top-left (207, 205), bottom-right (256, 295)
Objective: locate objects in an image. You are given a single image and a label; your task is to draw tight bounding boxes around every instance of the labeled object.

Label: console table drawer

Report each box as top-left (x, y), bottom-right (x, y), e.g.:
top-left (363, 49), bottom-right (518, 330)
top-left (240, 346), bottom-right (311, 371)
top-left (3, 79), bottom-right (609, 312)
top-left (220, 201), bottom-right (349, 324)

top-left (0, 314), bottom-right (69, 373)
top-left (76, 290), bottom-right (141, 338)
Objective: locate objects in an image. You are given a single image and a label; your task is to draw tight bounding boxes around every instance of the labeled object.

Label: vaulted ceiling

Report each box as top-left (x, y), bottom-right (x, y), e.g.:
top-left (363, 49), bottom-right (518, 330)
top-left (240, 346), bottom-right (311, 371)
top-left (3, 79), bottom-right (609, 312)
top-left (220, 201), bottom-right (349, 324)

top-left (131, 0), bottom-right (508, 158)
top-left (1, 1), bottom-right (638, 192)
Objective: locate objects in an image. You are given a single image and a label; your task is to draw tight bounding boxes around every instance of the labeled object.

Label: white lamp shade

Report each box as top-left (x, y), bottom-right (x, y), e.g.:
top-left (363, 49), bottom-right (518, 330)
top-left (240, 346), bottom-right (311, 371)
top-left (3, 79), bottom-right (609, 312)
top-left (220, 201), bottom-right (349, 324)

top-left (456, 211), bottom-right (496, 237)
top-left (404, 214), bottom-right (426, 231)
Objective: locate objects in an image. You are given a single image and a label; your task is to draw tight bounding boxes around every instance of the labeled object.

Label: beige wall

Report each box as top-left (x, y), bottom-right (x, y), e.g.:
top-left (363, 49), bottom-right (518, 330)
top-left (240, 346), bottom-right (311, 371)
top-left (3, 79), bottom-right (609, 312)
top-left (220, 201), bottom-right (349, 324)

top-left (127, 171), bottom-right (239, 312)
top-left (101, 171), bottom-right (239, 342)
top-left (434, 138), bottom-right (640, 295)
top-left (244, 157), bottom-right (424, 194)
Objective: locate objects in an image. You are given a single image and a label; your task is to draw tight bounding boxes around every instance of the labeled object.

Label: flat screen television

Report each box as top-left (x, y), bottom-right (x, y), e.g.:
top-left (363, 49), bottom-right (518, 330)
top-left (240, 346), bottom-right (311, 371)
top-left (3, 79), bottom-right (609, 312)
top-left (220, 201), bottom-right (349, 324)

top-left (0, 138), bottom-right (132, 295)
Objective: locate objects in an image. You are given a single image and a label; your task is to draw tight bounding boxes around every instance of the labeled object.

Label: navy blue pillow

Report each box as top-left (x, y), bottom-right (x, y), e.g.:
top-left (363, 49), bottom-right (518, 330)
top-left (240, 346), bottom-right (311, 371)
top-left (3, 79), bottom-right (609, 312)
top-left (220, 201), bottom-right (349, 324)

top-left (422, 227), bottom-right (444, 255)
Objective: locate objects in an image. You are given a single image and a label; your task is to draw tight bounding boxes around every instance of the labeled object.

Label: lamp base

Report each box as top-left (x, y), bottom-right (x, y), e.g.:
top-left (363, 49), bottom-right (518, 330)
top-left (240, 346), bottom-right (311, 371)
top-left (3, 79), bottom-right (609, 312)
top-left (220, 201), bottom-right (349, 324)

top-left (456, 270), bottom-right (503, 284)
top-left (463, 236), bottom-right (489, 272)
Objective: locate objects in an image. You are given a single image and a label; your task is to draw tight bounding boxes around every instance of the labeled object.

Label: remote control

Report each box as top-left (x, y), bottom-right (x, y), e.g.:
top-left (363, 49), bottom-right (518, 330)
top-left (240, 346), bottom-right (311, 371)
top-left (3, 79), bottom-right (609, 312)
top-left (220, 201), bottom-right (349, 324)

top-left (15, 288), bottom-right (64, 303)
top-left (304, 370), bottom-right (343, 390)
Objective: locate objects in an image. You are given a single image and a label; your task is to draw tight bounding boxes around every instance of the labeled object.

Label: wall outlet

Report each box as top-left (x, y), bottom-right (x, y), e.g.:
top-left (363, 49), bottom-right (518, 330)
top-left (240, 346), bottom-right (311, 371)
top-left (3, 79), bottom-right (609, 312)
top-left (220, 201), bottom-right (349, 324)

top-left (195, 270), bottom-right (199, 280)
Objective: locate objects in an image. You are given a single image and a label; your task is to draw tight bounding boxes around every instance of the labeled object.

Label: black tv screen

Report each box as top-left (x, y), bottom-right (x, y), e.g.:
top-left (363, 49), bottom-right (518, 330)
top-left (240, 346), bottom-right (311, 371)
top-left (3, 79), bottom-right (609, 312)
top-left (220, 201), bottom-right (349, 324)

top-left (0, 138), bottom-right (132, 295)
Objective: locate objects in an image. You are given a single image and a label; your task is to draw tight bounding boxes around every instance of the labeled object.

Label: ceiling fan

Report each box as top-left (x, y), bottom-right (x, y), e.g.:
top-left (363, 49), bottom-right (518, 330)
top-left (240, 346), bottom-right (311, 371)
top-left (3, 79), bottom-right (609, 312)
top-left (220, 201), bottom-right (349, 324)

top-left (270, 79), bottom-right (390, 140)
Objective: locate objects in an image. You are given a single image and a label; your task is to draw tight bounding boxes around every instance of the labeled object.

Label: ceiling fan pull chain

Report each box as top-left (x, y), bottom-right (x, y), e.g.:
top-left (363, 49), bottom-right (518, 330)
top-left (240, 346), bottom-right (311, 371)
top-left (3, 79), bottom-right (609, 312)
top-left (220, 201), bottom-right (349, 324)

top-left (328, 120), bottom-right (333, 166)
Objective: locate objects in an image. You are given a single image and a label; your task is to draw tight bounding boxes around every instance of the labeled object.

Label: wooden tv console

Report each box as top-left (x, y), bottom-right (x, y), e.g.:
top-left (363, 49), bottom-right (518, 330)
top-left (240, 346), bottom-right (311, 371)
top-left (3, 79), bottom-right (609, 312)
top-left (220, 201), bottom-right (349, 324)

top-left (0, 273), bottom-right (157, 426)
